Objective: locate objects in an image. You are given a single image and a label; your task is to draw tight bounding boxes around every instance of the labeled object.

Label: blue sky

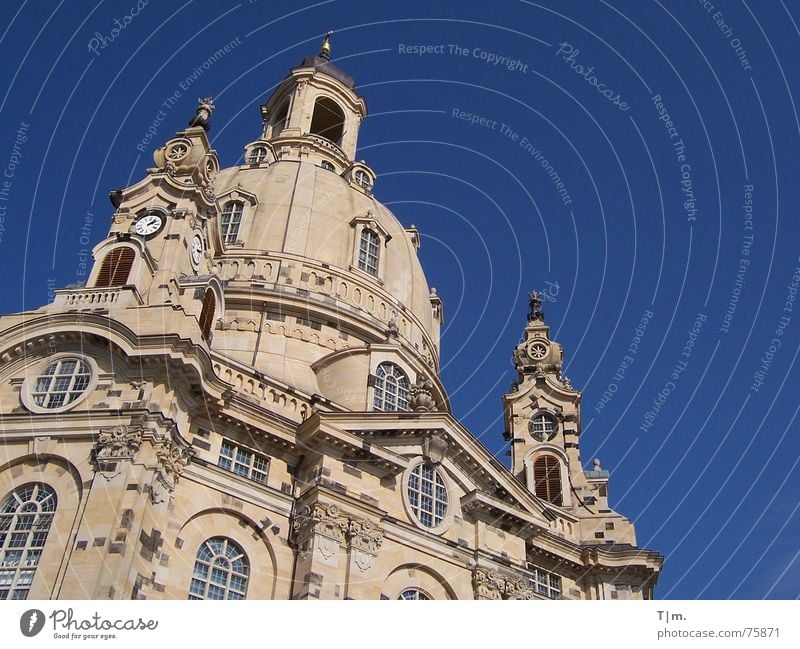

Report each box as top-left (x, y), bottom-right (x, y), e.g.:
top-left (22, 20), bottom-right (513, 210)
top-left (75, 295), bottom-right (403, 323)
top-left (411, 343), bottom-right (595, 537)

top-left (1, 0), bottom-right (799, 599)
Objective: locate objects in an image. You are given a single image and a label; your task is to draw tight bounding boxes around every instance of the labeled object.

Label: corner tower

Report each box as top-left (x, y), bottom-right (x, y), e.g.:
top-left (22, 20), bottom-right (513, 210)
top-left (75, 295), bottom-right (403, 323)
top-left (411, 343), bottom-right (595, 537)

top-left (503, 292), bottom-right (639, 546)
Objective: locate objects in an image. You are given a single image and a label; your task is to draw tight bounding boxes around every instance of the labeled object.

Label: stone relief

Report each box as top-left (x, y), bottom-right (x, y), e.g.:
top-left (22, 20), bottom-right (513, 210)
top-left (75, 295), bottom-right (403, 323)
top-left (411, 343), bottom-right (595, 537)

top-left (292, 502), bottom-right (384, 570)
top-left (472, 567), bottom-right (535, 600)
top-left (150, 434), bottom-right (195, 504)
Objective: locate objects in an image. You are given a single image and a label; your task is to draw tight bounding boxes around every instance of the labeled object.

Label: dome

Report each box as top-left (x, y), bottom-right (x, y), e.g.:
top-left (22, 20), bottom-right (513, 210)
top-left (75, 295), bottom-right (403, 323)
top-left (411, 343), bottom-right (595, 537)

top-left (202, 45), bottom-right (445, 408)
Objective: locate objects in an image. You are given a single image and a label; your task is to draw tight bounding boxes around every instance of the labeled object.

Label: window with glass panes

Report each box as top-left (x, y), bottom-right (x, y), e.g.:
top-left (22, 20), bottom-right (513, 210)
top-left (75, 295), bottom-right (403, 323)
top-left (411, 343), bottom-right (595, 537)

top-left (398, 588), bottom-right (430, 600)
top-left (531, 413), bottom-right (556, 437)
top-left (220, 201), bottom-right (244, 245)
top-left (30, 358), bottom-right (91, 409)
top-left (355, 170), bottom-right (372, 190)
top-left (357, 228), bottom-right (380, 276)
top-left (0, 484), bottom-right (56, 600)
top-left (249, 147), bottom-right (267, 163)
top-left (407, 464), bottom-right (448, 528)
top-left (527, 565), bottom-right (562, 599)
top-left (218, 440), bottom-right (268, 485)
top-left (188, 537), bottom-right (249, 600)
top-left (372, 362), bottom-right (409, 412)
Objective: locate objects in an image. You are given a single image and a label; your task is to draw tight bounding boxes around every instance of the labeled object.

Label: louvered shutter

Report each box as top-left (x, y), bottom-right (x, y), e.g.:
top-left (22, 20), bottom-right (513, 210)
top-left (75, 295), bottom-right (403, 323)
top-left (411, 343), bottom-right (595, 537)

top-left (533, 455), bottom-right (562, 505)
top-left (95, 248), bottom-right (134, 287)
top-left (199, 289), bottom-right (216, 341)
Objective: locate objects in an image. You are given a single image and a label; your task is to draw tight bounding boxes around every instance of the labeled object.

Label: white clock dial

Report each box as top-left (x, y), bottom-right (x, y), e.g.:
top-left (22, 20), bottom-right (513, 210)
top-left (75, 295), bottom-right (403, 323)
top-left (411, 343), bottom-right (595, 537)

top-left (134, 213), bottom-right (163, 237)
top-left (191, 235), bottom-right (203, 266)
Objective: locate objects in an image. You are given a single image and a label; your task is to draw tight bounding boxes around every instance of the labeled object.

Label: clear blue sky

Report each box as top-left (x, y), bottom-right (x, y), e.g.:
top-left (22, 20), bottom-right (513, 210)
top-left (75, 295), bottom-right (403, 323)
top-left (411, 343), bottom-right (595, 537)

top-left (1, 0), bottom-right (799, 600)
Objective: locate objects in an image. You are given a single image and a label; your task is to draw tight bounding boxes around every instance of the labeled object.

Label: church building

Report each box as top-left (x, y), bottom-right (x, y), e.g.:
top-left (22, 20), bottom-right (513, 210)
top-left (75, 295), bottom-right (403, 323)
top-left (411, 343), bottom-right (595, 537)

top-left (0, 37), bottom-right (662, 600)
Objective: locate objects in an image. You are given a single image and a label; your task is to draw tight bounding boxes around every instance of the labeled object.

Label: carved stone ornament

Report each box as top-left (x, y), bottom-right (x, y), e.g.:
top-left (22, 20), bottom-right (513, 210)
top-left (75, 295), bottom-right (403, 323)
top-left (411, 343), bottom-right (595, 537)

top-left (472, 567), bottom-right (535, 600)
top-left (292, 503), bottom-right (349, 549)
top-left (149, 435), bottom-right (195, 504)
top-left (386, 317), bottom-right (399, 339)
top-left (94, 425), bottom-right (143, 478)
top-left (422, 432), bottom-right (448, 465)
top-left (291, 503), bottom-right (383, 568)
top-left (409, 378), bottom-right (436, 412)
top-left (95, 425), bottom-right (143, 462)
top-left (347, 517), bottom-right (384, 573)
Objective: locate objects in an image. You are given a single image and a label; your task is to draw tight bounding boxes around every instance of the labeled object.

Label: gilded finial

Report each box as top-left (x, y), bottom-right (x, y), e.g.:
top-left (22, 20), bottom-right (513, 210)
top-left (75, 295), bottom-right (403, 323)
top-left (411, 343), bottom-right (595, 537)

top-left (320, 31), bottom-right (333, 60)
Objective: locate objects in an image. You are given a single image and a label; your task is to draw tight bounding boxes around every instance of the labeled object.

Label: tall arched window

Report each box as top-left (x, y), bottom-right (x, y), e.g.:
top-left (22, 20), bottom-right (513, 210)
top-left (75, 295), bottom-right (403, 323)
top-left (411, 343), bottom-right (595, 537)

top-left (199, 289), bottom-right (216, 341)
top-left (95, 247), bottom-right (134, 287)
top-left (358, 229), bottom-right (380, 277)
top-left (0, 484), bottom-right (57, 600)
top-left (533, 455), bottom-right (563, 505)
top-left (373, 362), bottom-right (409, 411)
top-left (188, 537), bottom-right (249, 600)
top-left (309, 97), bottom-right (345, 144)
top-left (220, 201), bottom-right (244, 245)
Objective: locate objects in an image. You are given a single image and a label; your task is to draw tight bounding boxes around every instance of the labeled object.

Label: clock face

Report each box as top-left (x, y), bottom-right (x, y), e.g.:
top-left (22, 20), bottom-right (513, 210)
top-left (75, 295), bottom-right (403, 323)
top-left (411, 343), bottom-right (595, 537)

top-left (134, 212), bottom-right (164, 238)
top-left (191, 234), bottom-right (203, 266)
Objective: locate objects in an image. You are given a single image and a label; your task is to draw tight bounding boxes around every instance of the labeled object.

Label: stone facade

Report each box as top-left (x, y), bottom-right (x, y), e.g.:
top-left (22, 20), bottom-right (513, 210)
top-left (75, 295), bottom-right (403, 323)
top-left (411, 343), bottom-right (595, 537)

top-left (0, 40), bottom-right (661, 601)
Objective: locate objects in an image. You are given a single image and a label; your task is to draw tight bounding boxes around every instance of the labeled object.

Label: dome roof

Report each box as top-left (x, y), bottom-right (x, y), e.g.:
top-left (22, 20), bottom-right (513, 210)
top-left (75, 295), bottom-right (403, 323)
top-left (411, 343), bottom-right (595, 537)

top-left (213, 160), bottom-right (435, 340)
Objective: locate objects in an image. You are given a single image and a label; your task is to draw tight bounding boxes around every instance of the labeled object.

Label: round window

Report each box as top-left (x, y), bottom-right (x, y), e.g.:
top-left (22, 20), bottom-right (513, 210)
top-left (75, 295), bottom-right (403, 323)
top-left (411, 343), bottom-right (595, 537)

top-left (529, 413), bottom-right (557, 441)
top-left (22, 355), bottom-right (95, 413)
top-left (407, 463), bottom-right (448, 529)
top-left (528, 341), bottom-right (549, 360)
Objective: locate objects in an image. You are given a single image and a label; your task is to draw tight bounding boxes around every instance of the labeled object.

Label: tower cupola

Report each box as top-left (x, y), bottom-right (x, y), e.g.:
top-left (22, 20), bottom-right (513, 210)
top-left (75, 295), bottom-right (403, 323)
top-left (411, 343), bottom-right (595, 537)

top-left (256, 33), bottom-right (368, 170)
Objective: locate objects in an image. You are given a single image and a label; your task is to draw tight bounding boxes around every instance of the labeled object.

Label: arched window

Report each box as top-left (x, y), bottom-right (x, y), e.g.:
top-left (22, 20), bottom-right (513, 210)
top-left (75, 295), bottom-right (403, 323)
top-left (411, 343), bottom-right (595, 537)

top-left (270, 98), bottom-right (290, 138)
top-left (309, 97), bottom-right (345, 145)
top-left (0, 484), bottom-right (57, 600)
top-left (319, 160), bottom-right (335, 172)
top-left (533, 455), bottom-right (563, 505)
top-left (373, 362), bottom-right (408, 411)
top-left (95, 247), bottom-right (134, 287)
top-left (407, 463), bottom-right (448, 528)
top-left (354, 169), bottom-right (372, 191)
top-left (220, 201), bottom-right (244, 245)
top-left (358, 229), bottom-right (380, 277)
top-left (249, 147), bottom-right (267, 164)
top-left (188, 537), bottom-right (249, 600)
top-left (399, 588), bottom-right (431, 600)
top-left (199, 289), bottom-right (216, 341)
